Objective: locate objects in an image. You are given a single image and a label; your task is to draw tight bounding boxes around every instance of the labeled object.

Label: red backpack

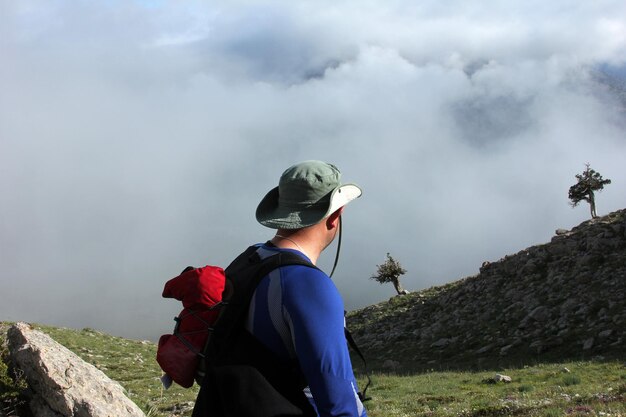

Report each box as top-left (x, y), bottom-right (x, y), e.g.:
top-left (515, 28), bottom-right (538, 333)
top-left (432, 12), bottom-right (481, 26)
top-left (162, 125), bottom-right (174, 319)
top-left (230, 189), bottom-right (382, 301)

top-left (156, 265), bottom-right (226, 388)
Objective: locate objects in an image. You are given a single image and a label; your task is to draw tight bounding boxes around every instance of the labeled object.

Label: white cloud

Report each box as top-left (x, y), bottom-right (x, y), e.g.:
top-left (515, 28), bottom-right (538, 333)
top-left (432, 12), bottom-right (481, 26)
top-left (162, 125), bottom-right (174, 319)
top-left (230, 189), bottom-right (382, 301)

top-left (1, 0), bottom-right (625, 339)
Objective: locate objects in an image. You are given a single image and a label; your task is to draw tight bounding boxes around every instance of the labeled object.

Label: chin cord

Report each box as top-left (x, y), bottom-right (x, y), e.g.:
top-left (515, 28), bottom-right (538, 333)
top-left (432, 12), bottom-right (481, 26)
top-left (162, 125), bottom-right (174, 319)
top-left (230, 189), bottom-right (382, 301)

top-left (328, 218), bottom-right (373, 400)
top-left (328, 216), bottom-right (342, 278)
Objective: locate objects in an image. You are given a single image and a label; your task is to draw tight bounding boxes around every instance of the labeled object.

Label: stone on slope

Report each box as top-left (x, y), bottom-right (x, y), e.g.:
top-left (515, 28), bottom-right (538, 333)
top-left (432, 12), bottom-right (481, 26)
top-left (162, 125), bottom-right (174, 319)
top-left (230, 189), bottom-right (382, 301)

top-left (7, 322), bottom-right (146, 417)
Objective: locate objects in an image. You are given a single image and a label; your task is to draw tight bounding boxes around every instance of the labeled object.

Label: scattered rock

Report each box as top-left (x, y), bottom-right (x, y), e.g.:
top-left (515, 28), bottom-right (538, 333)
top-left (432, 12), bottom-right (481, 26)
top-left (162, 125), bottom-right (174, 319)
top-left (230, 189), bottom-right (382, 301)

top-left (494, 374), bottom-right (512, 383)
top-left (499, 344), bottom-right (514, 356)
top-left (382, 360), bottom-right (400, 371)
top-left (476, 344), bottom-right (493, 354)
top-left (528, 306), bottom-right (550, 322)
top-left (598, 330), bottom-right (613, 338)
top-left (430, 338), bottom-right (452, 348)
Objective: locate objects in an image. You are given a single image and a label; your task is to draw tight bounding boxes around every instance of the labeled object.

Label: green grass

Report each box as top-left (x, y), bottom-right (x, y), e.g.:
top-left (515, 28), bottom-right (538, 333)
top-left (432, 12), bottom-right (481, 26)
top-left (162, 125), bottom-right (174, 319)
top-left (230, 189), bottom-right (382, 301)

top-left (0, 328), bottom-right (28, 416)
top-left (359, 362), bottom-right (626, 417)
top-left (562, 374), bottom-right (581, 387)
top-left (518, 384), bottom-right (534, 393)
top-left (2, 322), bottom-right (625, 417)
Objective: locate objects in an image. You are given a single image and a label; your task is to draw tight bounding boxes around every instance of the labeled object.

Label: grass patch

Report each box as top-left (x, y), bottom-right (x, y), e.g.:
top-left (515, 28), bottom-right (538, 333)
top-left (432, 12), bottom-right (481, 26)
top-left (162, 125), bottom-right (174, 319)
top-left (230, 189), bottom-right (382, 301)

top-left (2, 322), bottom-right (625, 417)
top-left (360, 361), bottom-right (625, 417)
top-left (0, 323), bottom-right (28, 416)
top-left (542, 407), bottom-right (564, 417)
top-left (562, 374), bottom-right (581, 386)
top-left (518, 384), bottom-right (534, 392)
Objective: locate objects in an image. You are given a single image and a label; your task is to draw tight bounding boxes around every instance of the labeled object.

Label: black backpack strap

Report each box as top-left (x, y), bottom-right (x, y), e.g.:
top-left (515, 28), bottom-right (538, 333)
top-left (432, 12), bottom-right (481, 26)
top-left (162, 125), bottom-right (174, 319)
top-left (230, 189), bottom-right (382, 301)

top-left (206, 245), bottom-right (318, 359)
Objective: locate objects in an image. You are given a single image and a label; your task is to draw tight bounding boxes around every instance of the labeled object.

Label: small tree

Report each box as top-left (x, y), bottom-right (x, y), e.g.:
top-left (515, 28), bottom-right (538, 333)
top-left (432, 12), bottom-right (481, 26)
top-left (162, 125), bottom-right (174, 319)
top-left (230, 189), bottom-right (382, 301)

top-left (371, 253), bottom-right (408, 295)
top-left (568, 163), bottom-right (611, 219)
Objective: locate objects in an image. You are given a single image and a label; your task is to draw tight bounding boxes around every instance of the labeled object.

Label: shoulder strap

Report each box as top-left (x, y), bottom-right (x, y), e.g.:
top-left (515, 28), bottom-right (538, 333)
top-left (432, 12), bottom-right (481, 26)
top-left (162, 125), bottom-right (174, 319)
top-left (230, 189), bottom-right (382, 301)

top-left (205, 245), bottom-right (319, 360)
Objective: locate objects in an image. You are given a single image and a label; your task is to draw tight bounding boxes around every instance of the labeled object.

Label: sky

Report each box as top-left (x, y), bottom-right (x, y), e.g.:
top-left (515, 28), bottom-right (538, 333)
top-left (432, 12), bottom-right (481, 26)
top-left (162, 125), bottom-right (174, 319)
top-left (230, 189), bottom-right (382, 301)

top-left (1, 0), bottom-right (625, 341)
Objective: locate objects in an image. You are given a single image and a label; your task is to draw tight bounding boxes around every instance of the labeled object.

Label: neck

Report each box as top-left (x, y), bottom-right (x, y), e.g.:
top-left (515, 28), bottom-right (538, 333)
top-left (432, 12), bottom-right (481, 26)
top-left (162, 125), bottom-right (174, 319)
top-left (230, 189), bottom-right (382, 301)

top-left (271, 229), bottom-right (323, 264)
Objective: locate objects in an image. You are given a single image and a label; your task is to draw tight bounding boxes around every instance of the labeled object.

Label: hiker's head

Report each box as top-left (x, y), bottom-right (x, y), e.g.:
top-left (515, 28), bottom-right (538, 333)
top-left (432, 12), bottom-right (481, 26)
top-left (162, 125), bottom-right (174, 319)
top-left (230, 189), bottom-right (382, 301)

top-left (256, 160), bottom-right (362, 231)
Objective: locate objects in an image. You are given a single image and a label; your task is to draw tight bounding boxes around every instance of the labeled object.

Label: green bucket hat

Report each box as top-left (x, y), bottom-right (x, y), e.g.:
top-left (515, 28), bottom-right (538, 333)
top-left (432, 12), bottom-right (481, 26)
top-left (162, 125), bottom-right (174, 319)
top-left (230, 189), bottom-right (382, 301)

top-left (256, 160), bottom-right (362, 229)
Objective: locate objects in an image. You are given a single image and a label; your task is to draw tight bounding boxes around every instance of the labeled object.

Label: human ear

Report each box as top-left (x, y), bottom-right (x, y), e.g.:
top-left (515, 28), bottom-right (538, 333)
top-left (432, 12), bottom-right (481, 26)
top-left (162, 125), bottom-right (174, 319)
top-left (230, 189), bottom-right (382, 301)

top-left (326, 207), bottom-right (344, 229)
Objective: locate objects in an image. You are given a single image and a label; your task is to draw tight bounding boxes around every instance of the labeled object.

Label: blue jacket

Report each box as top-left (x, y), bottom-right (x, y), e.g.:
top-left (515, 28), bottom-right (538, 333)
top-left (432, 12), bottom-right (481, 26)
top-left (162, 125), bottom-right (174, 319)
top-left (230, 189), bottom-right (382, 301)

top-left (245, 244), bottom-right (367, 417)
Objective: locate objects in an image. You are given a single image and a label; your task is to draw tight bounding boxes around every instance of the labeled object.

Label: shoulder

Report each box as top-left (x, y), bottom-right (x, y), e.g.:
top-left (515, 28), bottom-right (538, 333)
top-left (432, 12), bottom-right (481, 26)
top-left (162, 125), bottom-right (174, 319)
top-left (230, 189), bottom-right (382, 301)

top-left (279, 264), bottom-right (334, 289)
top-left (255, 245), bottom-right (341, 299)
top-left (257, 245), bottom-right (328, 286)
top-left (278, 264), bottom-right (343, 313)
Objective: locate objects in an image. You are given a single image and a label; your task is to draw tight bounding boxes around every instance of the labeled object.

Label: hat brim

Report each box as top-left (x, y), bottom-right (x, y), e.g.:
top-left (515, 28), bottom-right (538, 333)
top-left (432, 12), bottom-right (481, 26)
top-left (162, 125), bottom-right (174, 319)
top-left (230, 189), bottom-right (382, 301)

top-left (256, 183), bottom-right (362, 229)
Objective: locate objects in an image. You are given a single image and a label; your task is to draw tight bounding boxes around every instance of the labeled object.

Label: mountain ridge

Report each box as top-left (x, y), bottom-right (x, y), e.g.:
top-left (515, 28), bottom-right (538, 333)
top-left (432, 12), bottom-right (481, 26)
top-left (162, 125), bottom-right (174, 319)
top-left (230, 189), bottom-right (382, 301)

top-left (348, 208), bottom-right (626, 373)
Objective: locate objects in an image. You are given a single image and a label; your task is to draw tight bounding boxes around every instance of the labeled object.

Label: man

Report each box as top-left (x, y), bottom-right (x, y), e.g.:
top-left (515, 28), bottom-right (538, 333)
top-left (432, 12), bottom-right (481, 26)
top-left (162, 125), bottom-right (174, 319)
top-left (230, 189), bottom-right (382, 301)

top-left (193, 160), bottom-right (367, 417)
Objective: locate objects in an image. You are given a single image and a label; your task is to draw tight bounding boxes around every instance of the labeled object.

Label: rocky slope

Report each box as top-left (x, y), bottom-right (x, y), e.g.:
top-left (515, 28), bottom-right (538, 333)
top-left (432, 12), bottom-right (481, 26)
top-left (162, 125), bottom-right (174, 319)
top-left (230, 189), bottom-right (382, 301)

top-left (348, 209), bottom-right (626, 372)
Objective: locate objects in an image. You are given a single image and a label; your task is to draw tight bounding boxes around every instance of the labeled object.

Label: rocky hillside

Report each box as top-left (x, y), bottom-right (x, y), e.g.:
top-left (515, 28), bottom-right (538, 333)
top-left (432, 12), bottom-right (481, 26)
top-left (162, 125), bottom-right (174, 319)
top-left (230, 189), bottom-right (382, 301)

top-left (348, 209), bottom-right (626, 373)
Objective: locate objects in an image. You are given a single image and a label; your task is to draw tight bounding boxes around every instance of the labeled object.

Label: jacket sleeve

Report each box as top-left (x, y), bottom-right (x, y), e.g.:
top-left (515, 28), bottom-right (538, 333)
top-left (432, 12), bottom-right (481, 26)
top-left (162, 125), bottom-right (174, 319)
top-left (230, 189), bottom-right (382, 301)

top-left (280, 266), bottom-right (367, 417)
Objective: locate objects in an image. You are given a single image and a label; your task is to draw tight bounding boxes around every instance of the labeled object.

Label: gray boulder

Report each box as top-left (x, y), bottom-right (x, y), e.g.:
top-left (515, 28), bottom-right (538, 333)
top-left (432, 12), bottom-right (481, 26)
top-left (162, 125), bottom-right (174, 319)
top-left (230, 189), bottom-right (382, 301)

top-left (7, 322), bottom-right (146, 417)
